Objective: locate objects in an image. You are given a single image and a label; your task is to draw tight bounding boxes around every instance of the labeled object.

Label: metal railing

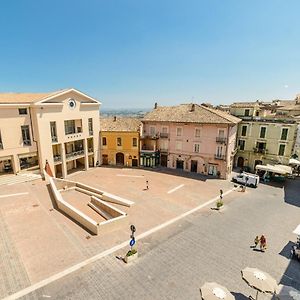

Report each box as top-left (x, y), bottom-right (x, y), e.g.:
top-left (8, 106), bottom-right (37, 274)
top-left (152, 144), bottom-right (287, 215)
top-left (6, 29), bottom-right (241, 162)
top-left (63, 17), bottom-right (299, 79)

top-left (160, 133), bottom-right (169, 138)
top-left (214, 154), bottom-right (225, 160)
top-left (66, 150), bottom-right (84, 159)
top-left (216, 137), bottom-right (227, 143)
top-left (253, 148), bottom-right (268, 154)
top-left (51, 136), bottom-right (58, 143)
top-left (53, 155), bottom-right (62, 162)
top-left (23, 140), bottom-right (31, 146)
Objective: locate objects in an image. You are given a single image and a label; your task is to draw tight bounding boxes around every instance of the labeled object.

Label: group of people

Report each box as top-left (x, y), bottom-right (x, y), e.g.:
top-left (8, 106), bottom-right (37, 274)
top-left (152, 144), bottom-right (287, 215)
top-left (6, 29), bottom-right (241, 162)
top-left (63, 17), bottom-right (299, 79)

top-left (254, 235), bottom-right (267, 252)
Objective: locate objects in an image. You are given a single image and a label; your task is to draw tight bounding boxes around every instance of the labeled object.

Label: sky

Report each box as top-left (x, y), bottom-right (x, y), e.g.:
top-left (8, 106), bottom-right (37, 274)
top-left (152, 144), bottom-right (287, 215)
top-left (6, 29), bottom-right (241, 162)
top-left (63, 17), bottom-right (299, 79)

top-left (1, 0), bottom-right (300, 109)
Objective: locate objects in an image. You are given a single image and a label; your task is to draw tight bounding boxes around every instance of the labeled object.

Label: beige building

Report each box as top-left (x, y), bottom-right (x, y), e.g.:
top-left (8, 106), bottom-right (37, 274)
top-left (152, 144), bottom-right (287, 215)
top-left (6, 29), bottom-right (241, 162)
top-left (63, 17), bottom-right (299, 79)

top-left (0, 88), bottom-right (100, 178)
top-left (235, 118), bottom-right (297, 171)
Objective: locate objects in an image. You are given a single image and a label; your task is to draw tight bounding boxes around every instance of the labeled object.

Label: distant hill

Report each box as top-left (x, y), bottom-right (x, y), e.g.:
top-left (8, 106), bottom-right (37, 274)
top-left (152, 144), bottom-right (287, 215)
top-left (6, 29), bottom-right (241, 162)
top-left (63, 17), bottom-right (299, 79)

top-left (100, 108), bottom-right (150, 118)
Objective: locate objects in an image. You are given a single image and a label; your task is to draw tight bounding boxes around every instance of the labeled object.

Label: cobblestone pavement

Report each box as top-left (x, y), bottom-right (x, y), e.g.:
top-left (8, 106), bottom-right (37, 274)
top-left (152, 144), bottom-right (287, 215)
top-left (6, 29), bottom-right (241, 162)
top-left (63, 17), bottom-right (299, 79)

top-left (20, 178), bottom-right (300, 300)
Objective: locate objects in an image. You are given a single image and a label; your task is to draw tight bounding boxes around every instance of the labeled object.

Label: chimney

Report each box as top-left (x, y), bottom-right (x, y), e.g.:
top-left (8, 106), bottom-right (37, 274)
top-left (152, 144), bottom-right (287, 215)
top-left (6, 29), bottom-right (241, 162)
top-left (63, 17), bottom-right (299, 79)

top-left (190, 104), bottom-right (195, 112)
top-left (154, 102), bottom-right (158, 109)
top-left (113, 116), bottom-right (117, 122)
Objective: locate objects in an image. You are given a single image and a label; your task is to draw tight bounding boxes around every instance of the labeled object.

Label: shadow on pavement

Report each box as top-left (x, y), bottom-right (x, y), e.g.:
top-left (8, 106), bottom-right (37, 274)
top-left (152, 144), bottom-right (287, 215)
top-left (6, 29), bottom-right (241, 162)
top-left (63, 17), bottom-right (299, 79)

top-left (280, 259), bottom-right (300, 290)
top-left (231, 292), bottom-right (249, 300)
top-left (279, 241), bottom-right (294, 259)
top-left (284, 178), bottom-right (300, 207)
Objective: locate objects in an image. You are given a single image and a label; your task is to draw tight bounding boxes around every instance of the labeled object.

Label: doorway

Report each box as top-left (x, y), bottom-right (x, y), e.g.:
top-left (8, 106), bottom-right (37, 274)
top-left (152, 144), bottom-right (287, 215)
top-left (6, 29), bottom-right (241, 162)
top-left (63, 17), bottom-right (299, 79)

top-left (132, 159), bottom-right (138, 167)
top-left (116, 152), bottom-right (124, 165)
top-left (237, 156), bottom-right (244, 168)
top-left (208, 164), bottom-right (217, 176)
top-left (191, 160), bottom-right (198, 172)
top-left (160, 154), bottom-right (168, 167)
top-left (176, 160), bottom-right (184, 170)
top-left (102, 155), bottom-right (108, 165)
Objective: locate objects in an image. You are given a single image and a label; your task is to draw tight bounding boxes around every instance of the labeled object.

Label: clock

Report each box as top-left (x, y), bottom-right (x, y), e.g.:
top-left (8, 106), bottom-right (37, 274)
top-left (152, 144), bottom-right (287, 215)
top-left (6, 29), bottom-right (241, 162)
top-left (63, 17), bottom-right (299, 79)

top-left (68, 99), bottom-right (76, 109)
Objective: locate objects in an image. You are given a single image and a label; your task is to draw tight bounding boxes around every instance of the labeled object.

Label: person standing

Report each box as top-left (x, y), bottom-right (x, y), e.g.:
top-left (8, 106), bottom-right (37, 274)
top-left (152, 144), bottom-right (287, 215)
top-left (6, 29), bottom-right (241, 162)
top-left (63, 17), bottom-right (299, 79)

top-left (254, 236), bottom-right (259, 248)
top-left (260, 235), bottom-right (267, 252)
top-left (146, 180), bottom-right (149, 190)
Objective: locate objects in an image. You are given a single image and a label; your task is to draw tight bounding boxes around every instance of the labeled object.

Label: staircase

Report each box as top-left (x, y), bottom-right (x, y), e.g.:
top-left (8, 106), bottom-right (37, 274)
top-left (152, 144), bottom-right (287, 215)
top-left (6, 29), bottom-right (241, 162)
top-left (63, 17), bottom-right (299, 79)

top-left (0, 171), bottom-right (42, 186)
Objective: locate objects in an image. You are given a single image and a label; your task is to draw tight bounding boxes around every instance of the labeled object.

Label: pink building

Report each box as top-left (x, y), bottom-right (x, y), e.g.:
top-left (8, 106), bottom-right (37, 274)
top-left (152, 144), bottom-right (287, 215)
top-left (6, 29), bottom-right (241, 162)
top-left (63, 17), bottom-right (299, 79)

top-left (141, 103), bottom-right (241, 179)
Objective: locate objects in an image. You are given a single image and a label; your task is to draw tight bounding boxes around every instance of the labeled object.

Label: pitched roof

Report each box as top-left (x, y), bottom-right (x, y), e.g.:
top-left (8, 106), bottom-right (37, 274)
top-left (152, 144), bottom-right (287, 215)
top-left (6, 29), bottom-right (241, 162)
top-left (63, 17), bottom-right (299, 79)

top-left (230, 101), bottom-right (260, 108)
top-left (142, 104), bottom-right (241, 125)
top-left (100, 117), bottom-right (141, 132)
top-left (0, 89), bottom-right (69, 104)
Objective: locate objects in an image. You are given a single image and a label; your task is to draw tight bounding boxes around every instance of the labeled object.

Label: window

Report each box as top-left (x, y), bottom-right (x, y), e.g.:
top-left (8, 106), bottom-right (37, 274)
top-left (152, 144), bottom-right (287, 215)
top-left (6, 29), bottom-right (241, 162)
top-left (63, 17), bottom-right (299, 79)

top-left (175, 141), bottom-right (182, 151)
top-left (64, 120), bottom-right (75, 135)
top-left (218, 129), bottom-right (225, 137)
top-left (195, 128), bottom-right (201, 138)
top-left (18, 108), bottom-right (27, 115)
top-left (102, 137), bottom-right (107, 146)
top-left (149, 127), bottom-right (155, 136)
top-left (162, 127), bottom-right (168, 133)
top-left (0, 130), bottom-right (3, 149)
top-left (88, 118), bottom-right (93, 135)
top-left (244, 109), bottom-right (250, 116)
top-left (260, 127), bottom-right (266, 138)
top-left (21, 125), bottom-right (31, 145)
top-left (216, 145), bottom-right (223, 157)
top-left (132, 137), bottom-right (137, 147)
top-left (176, 127), bottom-right (182, 137)
top-left (241, 125), bottom-right (247, 136)
top-left (50, 122), bottom-right (57, 142)
top-left (117, 137), bottom-right (122, 146)
top-left (278, 144), bottom-right (285, 156)
top-left (281, 128), bottom-right (288, 140)
top-left (194, 143), bottom-right (200, 153)
top-left (238, 139), bottom-right (245, 150)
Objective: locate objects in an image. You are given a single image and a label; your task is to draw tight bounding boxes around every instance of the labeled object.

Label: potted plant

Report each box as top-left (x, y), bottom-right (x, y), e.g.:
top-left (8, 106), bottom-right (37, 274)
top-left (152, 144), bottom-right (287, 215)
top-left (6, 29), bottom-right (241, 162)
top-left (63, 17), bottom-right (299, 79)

top-left (124, 248), bottom-right (138, 263)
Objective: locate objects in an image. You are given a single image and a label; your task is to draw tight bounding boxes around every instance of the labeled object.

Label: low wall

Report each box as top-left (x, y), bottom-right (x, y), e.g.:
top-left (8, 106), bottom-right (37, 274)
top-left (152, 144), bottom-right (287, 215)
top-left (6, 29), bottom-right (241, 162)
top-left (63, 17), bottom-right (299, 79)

top-left (102, 192), bottom-right (134, 207)
top-left (53, 178), bottom-right (77, 190)
top-left (76, 182), bottom-right (103, 196)
top-left (49, 177), bottom-right (98, 234)
top-left (98, 215), bottom-right (127, 234)
top-left (91, 196), bottom-right (126, 218)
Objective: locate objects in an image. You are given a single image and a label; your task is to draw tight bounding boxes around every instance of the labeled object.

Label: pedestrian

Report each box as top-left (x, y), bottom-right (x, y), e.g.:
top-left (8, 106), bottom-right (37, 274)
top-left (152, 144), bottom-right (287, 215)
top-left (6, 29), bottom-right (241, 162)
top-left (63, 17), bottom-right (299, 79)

top-left (146, 180), bottom-right (149, 190)
top-left (254, 235), bottom-right (259, 248)
top-left (260, 235), bottom-right (267, 252)
top-left (220, 189), bottom-right (223, 200)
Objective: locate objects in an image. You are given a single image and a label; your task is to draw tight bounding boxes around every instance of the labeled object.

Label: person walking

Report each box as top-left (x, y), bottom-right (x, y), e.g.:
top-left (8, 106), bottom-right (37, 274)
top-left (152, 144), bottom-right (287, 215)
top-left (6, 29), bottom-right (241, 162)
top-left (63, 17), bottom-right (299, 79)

top-left (260, 235), bottom-right (267, 252)
top-left (220, 189), bottom-right (223, 200)
top-left (254, 235), bottom-right (260, 248)
top-left (146, 180), bottom-right (149, 190)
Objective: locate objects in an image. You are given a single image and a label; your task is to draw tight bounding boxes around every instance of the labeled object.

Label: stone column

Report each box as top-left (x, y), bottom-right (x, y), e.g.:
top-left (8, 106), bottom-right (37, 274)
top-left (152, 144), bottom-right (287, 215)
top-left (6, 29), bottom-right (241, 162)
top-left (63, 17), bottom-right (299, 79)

top-left (84, 139), bottom-right (89, 171)
top-left (12, 154), bottom-right (20, 174)
top-left (61, 143), bottom-right (67, 178)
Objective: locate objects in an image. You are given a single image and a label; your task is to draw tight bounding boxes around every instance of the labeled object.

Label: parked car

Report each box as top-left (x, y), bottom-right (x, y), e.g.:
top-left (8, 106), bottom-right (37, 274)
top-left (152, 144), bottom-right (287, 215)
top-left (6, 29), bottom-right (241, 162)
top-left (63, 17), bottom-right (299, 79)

top-left (232, 172), bottom-right (259, 188)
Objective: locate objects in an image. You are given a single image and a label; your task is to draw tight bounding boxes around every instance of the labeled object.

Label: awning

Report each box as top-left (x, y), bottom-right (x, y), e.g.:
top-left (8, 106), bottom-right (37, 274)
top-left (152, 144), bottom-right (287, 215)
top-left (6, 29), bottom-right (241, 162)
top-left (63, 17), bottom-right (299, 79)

top-left (255, 164), bottom-right (292, 175)
top-left (18, 152), bottom-right (38, 159)
top-left (289, 158), bottom-right (300, 166)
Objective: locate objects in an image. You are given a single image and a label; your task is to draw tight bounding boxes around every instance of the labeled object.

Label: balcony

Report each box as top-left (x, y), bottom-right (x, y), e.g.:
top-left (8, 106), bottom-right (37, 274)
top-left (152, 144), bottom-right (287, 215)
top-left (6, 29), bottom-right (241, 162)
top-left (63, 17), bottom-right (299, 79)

top-left (23, 140), bottom-right (31, 146)
top-left (214, 154), bottom-right (225, 160)
top-left (66, 150), bottom-right (84, 160)
top-left (253, 148), bottom-right (268, 154)
top-left (89, 131), bottom-right (93, 136)
top-left (53, 155), bottom-right (62, 163)
top-left (51, 136), bottom-right (58, 143)
top-left (160, 133), bottom-right (169, 138)
top-left (216, 137), bottom-right (227, 144)
top-left (160, 148), bottom-right (168, 153)
top-left (0, 142), bottom-right (3, 149)
top-left (141, 134), bottom-right (159, 140)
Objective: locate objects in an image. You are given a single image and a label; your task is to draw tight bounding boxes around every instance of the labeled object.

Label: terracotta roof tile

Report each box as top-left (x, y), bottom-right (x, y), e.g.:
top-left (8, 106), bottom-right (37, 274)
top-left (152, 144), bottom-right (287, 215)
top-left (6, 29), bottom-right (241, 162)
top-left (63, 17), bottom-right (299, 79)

top-left (100, 117), bottom-right (141, 131)
top-left (143, 104), bottom-right (241, 124)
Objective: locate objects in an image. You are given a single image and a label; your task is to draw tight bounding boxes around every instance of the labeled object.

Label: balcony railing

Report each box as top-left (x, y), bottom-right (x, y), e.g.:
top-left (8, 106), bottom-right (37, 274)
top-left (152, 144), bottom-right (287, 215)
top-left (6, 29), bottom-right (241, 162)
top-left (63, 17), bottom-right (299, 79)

top-left (52, 136), bottom-right (58, 143)
top-left (0, 142), bottom-right (3, 149)
top-left (253, 148), bottom-right (268, 154)
top-left (141, 134), bottom-right (159, 139)
top-left (23, 140), bottom-right (31, 146)
top-left (214, 154), bottom-right (226, 160)
top-left (89, 131), bottom-right (93, 136)
top-left (216, 137), bottom-right (227, 143)
top-left (160, 133), bottom-right (169, 138)
top-left (66, 150), bottom-right (84, 159)
top-left (53, 155), bottom-right (61, 162)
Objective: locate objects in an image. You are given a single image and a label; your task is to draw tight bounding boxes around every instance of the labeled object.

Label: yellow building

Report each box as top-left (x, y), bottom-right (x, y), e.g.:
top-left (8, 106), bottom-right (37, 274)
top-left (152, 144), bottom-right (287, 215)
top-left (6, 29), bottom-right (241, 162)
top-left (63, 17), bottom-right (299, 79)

top-left (235, 118), bottom-right (297, 171)
top-left (100, 117), bottom-right (141, 167)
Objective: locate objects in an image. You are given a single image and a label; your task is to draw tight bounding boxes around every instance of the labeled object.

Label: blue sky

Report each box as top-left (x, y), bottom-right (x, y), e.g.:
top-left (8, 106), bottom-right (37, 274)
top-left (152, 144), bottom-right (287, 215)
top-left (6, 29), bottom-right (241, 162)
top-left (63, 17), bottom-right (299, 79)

top-left (1, 0), bottom-right (300, 108)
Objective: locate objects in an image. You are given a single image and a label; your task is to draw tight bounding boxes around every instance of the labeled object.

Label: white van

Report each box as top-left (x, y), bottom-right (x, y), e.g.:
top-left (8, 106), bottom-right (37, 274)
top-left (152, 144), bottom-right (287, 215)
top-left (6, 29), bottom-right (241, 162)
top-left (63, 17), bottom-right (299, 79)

top-left (232, 172), bottom-right (259, 188)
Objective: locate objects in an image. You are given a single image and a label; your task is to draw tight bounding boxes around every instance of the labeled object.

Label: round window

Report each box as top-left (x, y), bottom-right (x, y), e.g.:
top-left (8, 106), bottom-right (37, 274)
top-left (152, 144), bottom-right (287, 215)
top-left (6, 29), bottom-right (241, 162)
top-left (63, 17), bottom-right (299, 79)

top-left (68, 99), bottom-right (76, 109)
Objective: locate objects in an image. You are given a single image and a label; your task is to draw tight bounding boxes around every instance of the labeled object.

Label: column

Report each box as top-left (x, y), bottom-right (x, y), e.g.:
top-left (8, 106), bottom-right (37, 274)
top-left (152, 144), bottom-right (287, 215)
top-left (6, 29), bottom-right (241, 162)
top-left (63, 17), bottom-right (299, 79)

top-left (12, 154), bottom-right (20, 174)
top-left (61, 143), bottom-right (67, 178)
top-left (84, 139), bottom-right (89, 171)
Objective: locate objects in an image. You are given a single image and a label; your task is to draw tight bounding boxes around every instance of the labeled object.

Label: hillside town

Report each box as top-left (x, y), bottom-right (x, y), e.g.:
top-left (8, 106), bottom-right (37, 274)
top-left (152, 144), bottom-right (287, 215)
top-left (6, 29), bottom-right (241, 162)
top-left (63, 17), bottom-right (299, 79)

top-left (1, 88), bottom-right (300, 182)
